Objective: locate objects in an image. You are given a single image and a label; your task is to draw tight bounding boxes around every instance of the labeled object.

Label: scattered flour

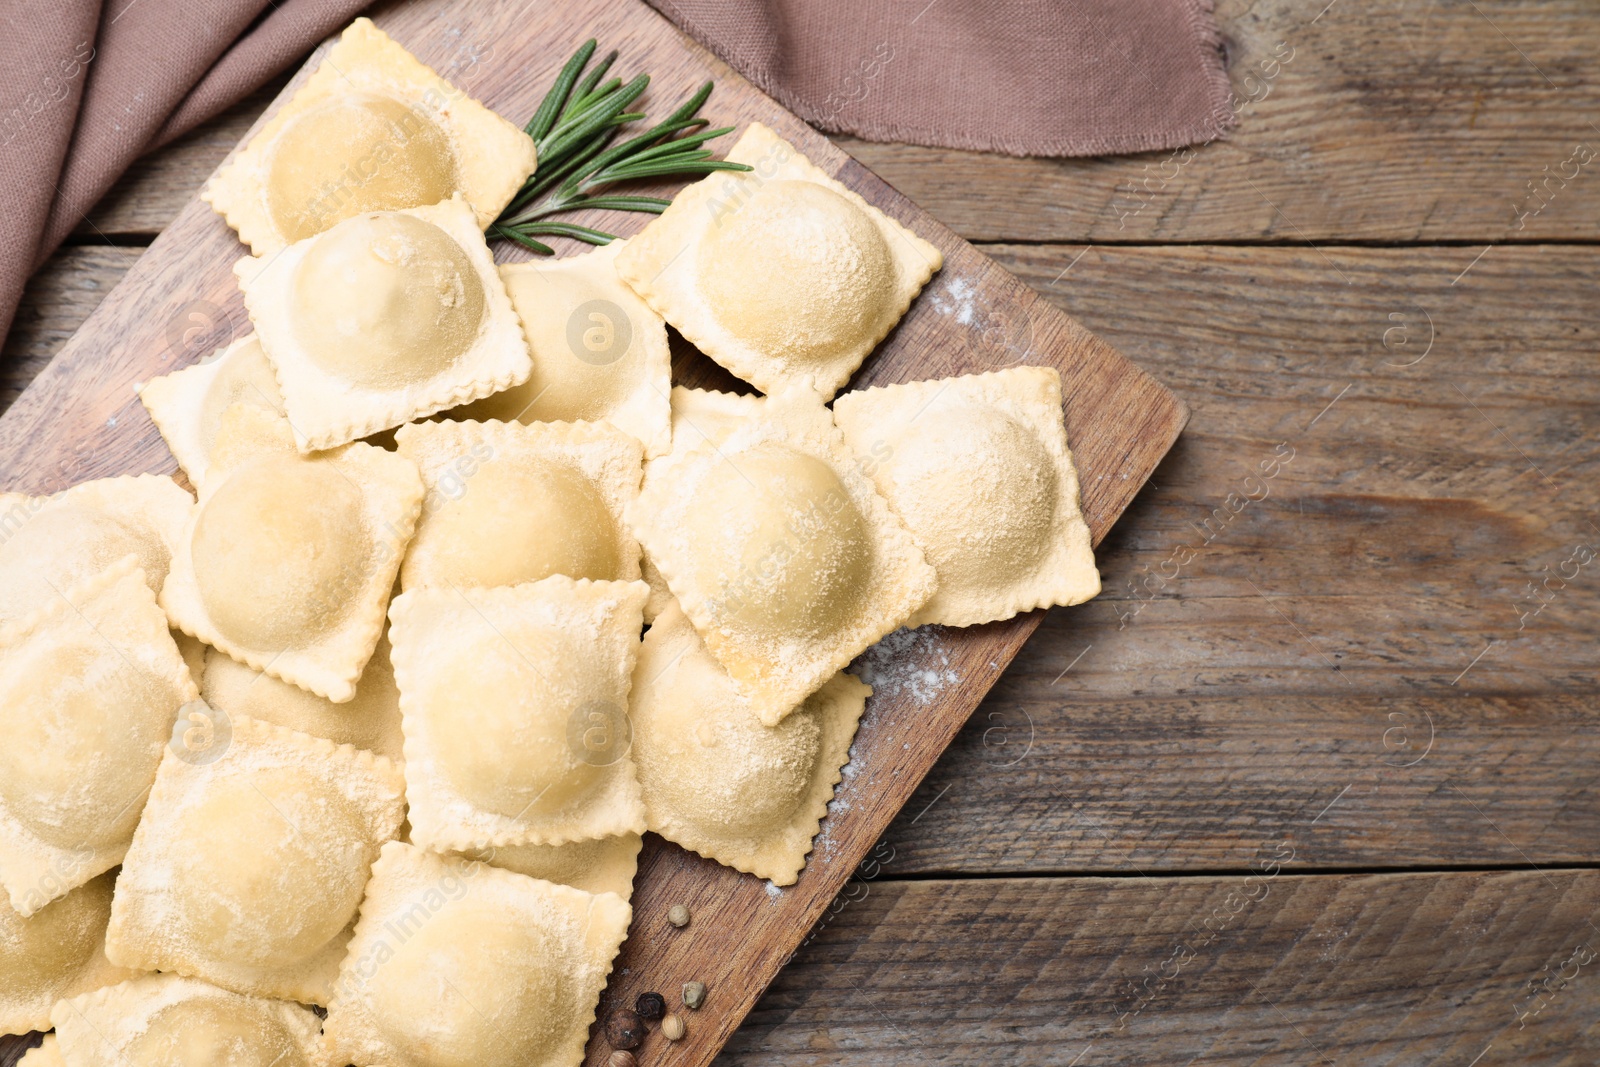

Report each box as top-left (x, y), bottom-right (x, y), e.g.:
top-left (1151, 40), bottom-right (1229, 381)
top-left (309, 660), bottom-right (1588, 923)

top-left (927, 276), bottom-right (979, 326)
top-left (854, 626), bottom-right (961, 705)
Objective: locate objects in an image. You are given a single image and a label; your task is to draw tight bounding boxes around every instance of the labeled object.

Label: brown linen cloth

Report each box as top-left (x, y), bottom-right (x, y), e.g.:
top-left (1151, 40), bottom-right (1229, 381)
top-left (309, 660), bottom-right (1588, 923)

top-left (647, 0), bottom-right (1234, 157)
top-left (0, 0), bottom-right (1231, 349)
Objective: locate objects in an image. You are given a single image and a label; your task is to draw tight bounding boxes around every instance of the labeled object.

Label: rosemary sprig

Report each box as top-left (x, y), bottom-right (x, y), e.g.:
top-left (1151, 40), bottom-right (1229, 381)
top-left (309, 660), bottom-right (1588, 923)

top-left (491, 39), bottom-right (751, 254)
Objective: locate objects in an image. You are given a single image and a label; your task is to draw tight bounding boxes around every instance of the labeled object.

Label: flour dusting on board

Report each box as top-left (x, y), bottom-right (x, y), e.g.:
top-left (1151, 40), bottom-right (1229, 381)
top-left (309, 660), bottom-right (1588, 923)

top-left (928, 276), bottom-right (979, 326)
top-left (853, 626), bottom-right (961, 705)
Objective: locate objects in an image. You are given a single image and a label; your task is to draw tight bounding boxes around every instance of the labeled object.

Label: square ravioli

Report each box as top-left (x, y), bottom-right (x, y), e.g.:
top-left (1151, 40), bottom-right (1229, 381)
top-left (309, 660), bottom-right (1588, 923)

top-left (17, 1035), bottom-right (63, 1067)
top-left (161, 405), bottom-right (423, 702)
top-left (136, 334), bottom-right (287, 489)
top-left (453, 240), bottom-right (672, 458)
top-left (641, 386), bottom-right (764, 620)
top-left (633, 604), bottom-right (868, 885)
top-left (459, 832), bottom-right (642, 901)
top-left (396, 419), bottom-right (643, 592)
top-left (0, 474), bottom-right (192, 639)
top-left (628, 383), bottom-right (935, 725)
top-left (199, 633), bottom-right (405, 760)
top-left (53, 974), bottom-right (326, 1067)
top-left (0, 558), bottom-right (197, 916)
top-left (1, 873), bottom-right (138, 1035)
top-left (616, 123), bottom-right (942, 399)
top-left (237, 193), bottom-right (531, 451)
top-left (203, 17), bottom-right (536, 255)
top-left (834, 367), bottom-right (1101, 627)
top-left (389, 576), bottom-right (649, 850)
top-left (324, 841), bottom-right (632, 1067)
top-left (107, 716), bottom-right (407, 1004)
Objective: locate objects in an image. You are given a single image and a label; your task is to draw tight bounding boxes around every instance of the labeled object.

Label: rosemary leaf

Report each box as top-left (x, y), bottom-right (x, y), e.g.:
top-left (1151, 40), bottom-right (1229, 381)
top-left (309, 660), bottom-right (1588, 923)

top-left (490, 224), bottom-right (555, 256)
top-left (525, 41), bottom-right (594, 140)
top-left (494, 41), bottom-right (753, 254)
top-left (517, 221), bottom-right (619, 245)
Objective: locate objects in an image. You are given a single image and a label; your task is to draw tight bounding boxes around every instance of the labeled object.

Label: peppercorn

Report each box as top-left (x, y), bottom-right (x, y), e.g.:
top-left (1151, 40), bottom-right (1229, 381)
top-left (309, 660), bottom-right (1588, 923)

top-left (635, 992), bottom-right (666, 1021)
top-left (605, 1009), bottom-right (645, 1050)
top-left (608, 1054), bottom-right (637, 1067)
top-left (662, 1013), bottom-right (686, 1041)
top-left (682, 981), bottom-right (707, 1010)
top-left (667, 904), bottom-right (691, 928)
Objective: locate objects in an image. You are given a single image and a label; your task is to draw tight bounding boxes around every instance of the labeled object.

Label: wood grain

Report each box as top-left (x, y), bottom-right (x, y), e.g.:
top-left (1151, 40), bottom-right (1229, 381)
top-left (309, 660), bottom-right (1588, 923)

top-left (1003, 242), bottom-right (1600, 699)
top-left (0, 3), bottom-right (1183, 1066)
top-left (0, 248), bottom-right (136, 415)
top-left (61, 0), bottom-right (1600, 245)
top-left (846, 0), bottom-right (1600, 243)
top-left (721, 870), bottom-right (1600, 1065)
top-left (886, 692), bottom-right (1600, 875)
top-left (8, 242), bottom-right (1598, 874)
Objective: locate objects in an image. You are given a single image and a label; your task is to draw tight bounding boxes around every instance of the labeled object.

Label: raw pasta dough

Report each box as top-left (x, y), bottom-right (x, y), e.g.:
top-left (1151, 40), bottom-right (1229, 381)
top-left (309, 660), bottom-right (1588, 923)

top-left (0, 475), bottom-right (191, 639)
top-left (161, 405), bottom-right (423, 702)
top-left (107, 716), bottom-right (406, 1004)
top-left (323, 841), bottom-right (631, 1067)
top-left (0, 558), bottom-right (197, 916)
top-left (632, 604), bottom-right (867, 884)
top-left (460, 833), bottom-right (642, 901)
top-left (137, 335), bottom-right (287, 489)
top-left (455, 240), bottom-right (671, 458)
top-left (0, 873), bottom-right (137, 1036)
top-left (237, 194), bottom-right (531, 451)
top-left (203, 17), bottom-right (536, 254)
top-left (389, 576), bottom-right (649, 850)
top-left (53, 974), bottom-right (326, 1067)
top-left (200, 634), bottom-right (406, 760)
top-left (396, 419), bottom-right (642, 592)
top-left (629, 383), bottom-right (934, 724)
top-left (640, 386), bottom-right (763, 620)
top-left (833, 366), bottom-right (1100, 626)
top-left (617, 123), bottom-right (941, 399)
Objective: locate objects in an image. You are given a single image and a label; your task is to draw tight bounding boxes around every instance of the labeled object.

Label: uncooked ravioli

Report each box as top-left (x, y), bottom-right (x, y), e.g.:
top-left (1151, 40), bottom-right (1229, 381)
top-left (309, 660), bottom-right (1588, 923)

top-left (105, 716), bottom-right (406, 1005)
top-left (203, 18), bottom-right (536, 254)
top-left (630, 604), bottom-right (868, 885)
top-left (160, 404), bottom-right (423, 703)
top-left (833, 366), bottom-right (1100, 627)
top-left (616, 123), bottom-right (941, 399)
top-left (627, 382), bottom-right (935, 725)
top-left (235, 194), bottom-right (531, 452)
top-left (322, 843), bottom-right (632, 1067)
top-left (138, 335), bottom-right (288, 489)
top-left (0, 559), bottom-right (197, 917)
top-left (388, 576), bottom-right (649, 850)
top-left (455, 240), bottom-right (672, 458)
top-left (52, 974), bottom-right (324, 1067)
top-left (396, 419), bottom-right (643, 593)
top-left (0, 873), bottom-right (136, 1035)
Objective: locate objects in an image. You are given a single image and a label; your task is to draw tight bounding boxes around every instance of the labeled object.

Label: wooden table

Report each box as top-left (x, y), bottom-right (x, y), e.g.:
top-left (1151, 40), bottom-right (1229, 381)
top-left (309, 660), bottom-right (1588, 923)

top-left (5, 1), bottom-right (1598, 1062)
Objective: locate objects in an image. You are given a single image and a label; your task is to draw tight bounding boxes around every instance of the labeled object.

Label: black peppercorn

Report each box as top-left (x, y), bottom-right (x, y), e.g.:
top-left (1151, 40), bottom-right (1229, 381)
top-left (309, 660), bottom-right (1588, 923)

top-left (605, 1009), bottom-right (645, 1050)
top-left (636, 992), bottom-right (666, 1021)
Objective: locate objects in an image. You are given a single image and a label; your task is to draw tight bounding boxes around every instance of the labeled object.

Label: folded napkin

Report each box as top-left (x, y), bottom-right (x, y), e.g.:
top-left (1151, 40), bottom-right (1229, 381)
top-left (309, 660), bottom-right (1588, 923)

top-left (0, 0), bottom-right (1231, 349)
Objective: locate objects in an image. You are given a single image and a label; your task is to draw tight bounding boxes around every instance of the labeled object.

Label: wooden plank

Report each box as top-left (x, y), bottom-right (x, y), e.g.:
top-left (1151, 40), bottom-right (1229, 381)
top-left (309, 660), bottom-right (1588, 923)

top-left (6, 870), bottom-right (1596, 1065)
top-left (995, 241), bottom-right (1600, 698)
top-left (16, 869), bottom-right (1600, 1067)
top-left (66, 0), bottom-right (1600, 244)
top-left (884, 692), bottom-right (1600, 875)
top-left (0, 248), bottom-right (137, 415)
top-left (723, 871), bottom-right (1600, 1065)
top-left (844, 0), bottom-right (1600, 242)
top-left (0, 4), bottom-right (1184, 1066)
top-left (9, 243), bottom-right (1597, 871)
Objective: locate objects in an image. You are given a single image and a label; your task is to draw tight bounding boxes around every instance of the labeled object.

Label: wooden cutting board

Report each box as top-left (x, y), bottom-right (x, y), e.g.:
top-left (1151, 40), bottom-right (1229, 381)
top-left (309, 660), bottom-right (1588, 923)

top-left (0, 0), bottom-right (1186, 1063)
